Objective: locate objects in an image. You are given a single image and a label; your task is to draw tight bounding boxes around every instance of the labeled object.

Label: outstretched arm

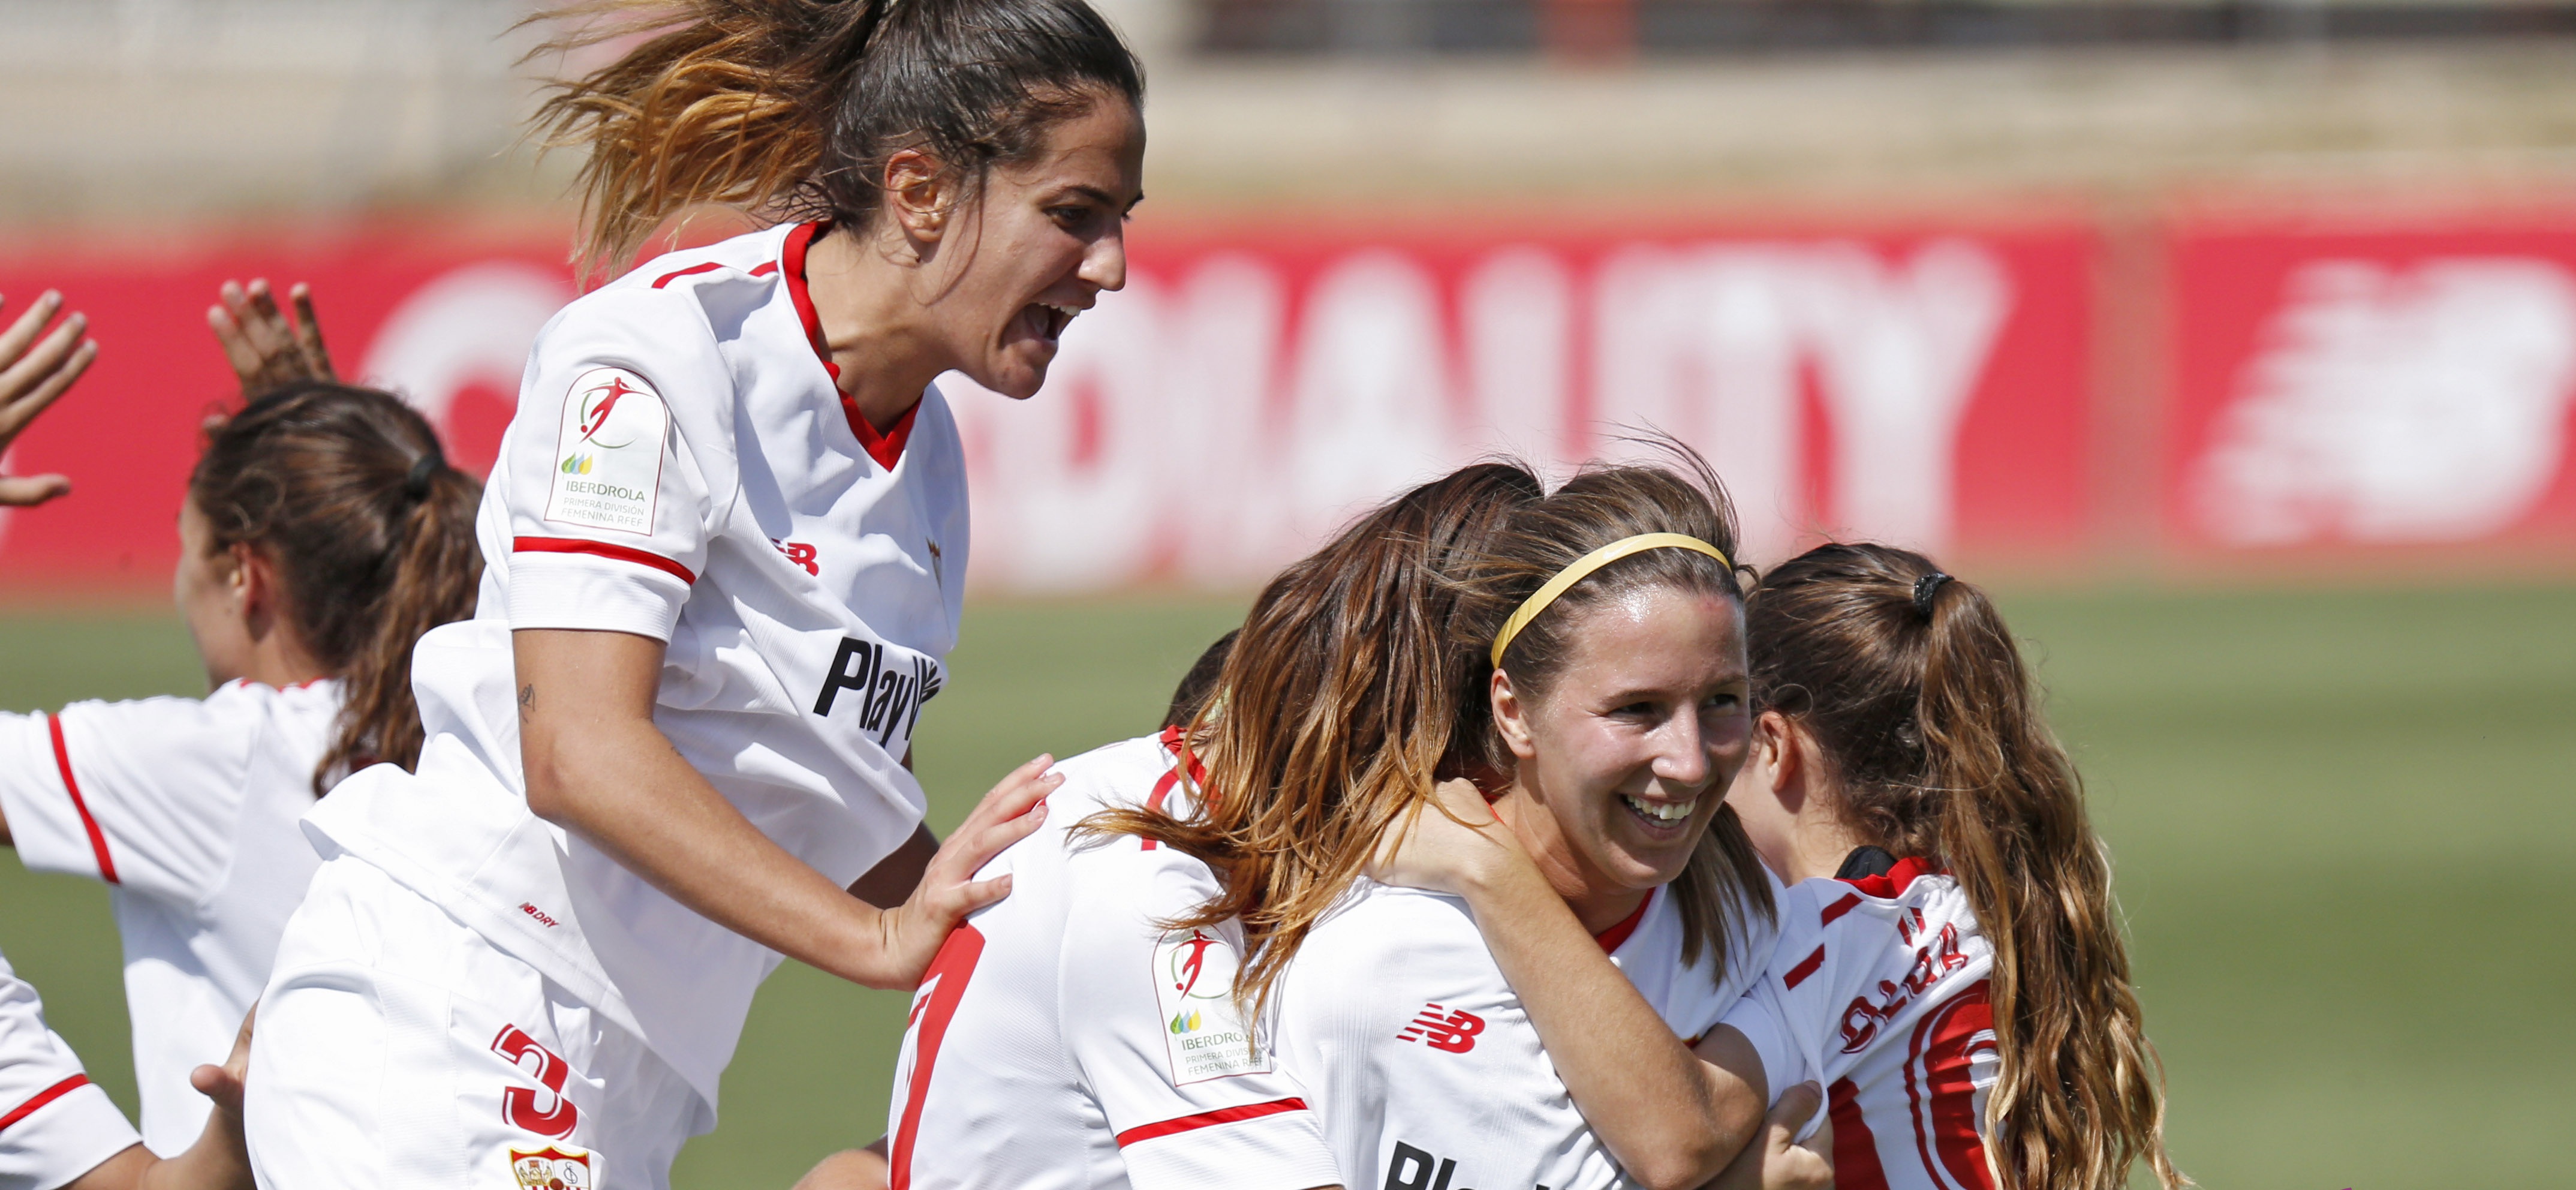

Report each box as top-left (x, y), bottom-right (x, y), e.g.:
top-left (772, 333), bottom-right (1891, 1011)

top-left (1373, 781), bottom-right (1768, 1190)
top-left (514, 628), bottom-right (1053, 989)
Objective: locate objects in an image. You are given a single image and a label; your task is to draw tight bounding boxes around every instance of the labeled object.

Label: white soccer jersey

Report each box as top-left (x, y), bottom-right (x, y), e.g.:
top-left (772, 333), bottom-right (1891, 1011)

top-left (0, 948), bottom-right (139, 1190)
top-left (301, 220), bottom-right (971, 1107)
top-left (0, 679), bottom-right (339, 1155)
top-left (886, 732), bottom-right (1339, 1190)
top-left (1274, 870), bottom-right (1780, 1190)
top-left (1719, 860), bottom-right (1998, 1190)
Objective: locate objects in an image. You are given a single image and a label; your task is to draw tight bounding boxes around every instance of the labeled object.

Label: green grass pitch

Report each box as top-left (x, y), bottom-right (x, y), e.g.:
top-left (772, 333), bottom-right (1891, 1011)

top-left (1, 587), bottom-right (2569, 1188)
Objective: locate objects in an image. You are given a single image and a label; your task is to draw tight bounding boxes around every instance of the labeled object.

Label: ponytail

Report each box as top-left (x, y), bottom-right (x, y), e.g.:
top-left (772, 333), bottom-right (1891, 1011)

top-left (187, 382), bottom-right (484, 794)
top-left (1745, 545), bottom-right (2184, 1190)
top-left (529, 0), bottom-right (1143, 271)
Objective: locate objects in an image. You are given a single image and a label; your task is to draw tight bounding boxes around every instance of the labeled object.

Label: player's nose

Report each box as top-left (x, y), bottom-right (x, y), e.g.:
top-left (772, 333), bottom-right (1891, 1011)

top-left (1080, 226), bottom-right (1128, 293)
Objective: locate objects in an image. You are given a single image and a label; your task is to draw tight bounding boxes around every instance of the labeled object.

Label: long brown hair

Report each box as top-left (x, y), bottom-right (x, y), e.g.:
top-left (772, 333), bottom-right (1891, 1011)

top-left (528, 0), bottom-right (1144, 271)
top-left (188, 382), bottom-right (484, 793)
top-left (1744, 544), bottom-right (2182, 1190)
top-left (1091, 446), bottom-right (1772, 1020)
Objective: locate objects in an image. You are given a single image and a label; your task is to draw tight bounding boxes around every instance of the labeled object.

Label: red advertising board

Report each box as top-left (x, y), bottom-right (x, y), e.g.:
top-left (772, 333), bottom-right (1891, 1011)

top-left (950, 218), bottom-right (2098, 589)
top-left (0, 226), bottom-right (574, 594)
top-left (0, 215), bottom-right (2098, 595)
top-left (2166, 213), bottom-right (2576, 561)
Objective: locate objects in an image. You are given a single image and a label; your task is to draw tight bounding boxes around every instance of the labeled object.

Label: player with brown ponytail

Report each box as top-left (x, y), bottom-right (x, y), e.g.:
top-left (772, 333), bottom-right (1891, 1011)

top-left (245, 0), bottom-right (1135, 1184)
top-left (0, 360), bottom-right (483, 1157)
top-left (1708, 543), bottom-right (2184, 1190)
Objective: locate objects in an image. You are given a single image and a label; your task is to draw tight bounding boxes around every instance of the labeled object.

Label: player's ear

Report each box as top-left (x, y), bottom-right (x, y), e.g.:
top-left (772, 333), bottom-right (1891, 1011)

top-left (1491, 669), bottom-right (1537, 761)
top-left (883, 148), bottom-right (952, 245)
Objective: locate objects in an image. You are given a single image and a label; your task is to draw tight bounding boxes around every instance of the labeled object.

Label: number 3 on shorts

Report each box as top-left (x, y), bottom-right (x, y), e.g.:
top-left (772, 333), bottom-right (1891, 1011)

top-left (492, 1025), bottom-right (582, 1138)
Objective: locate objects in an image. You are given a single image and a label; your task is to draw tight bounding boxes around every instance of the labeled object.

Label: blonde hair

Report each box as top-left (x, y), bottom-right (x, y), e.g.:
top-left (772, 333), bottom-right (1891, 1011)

top-left (1086, 446), bottom-right (1772, 1022)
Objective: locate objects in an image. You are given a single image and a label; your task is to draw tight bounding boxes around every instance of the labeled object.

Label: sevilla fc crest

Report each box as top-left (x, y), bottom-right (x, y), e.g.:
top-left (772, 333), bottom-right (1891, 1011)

top-left (510, 1145), bottom-right (596, 1190)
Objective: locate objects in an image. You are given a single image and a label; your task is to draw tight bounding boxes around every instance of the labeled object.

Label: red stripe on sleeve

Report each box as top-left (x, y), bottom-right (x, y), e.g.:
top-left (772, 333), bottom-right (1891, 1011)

top-left (0, 1074), bottom-right (92, 1133)
top-left (511, 537), bottom-right (696, 584)
top-left (1114, 1097), bottom-right (1310, 1148)
top-left (45, 715), bottom-right (117, 885)
top-left (1783, 944), bottom-right (1826, 990)
top-left (1819, 893), bottom-right (1863, 928)
top-left (650, 261), bottom-right (724, 289)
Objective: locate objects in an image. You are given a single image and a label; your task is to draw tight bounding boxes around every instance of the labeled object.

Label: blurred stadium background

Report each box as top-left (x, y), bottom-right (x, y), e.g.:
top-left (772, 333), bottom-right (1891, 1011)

top-left (1, 0), bottom-right (2572, 1185)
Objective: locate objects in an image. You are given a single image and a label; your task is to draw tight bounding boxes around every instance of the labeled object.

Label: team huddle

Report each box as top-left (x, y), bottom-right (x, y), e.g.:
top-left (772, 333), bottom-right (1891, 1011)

top-left (0, 1), bottom-right (2187, 1189)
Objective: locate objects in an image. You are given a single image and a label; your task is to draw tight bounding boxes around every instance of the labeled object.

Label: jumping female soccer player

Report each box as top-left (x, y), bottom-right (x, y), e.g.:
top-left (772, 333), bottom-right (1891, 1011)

top-left (1706, 545), bottom-right (2183, 1190)
top-left (242, 0), bottom-right (1141, 1185)
top-left (0, 295), bottom-right (479, 1155)
top-left (883, 454), bottom-right (1828, 1190)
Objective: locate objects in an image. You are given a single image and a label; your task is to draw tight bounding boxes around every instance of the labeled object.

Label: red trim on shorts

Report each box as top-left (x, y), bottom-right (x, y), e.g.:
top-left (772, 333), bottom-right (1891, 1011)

top-left (45, 715), bottom-right (116, 884)
top-left (889, 925), bottom-right (985, 1190)
top-left (0, 1074), bottom-right (92, 1133)
top-left (1819, 893), bottom-right (1864, 928)
top-left (1594, 887), bottom-right (1654, 954)
top-left (650, 261), bottom-right (726, 289)
top-left (1783, 944), bottom-right (1827, 990)
top-left (511, 536), bottom-right (696, 584)
top-left (782, 221), bottom-right (919, 469)
top-left (1838, 857), bottom-right (1940, 899)
top-left (1114, 1097), bottom-right (1310, 1147)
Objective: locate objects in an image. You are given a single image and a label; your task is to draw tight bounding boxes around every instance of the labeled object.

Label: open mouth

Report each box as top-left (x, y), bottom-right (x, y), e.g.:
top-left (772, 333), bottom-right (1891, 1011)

top-left (1018, 301), bottom-right (1079, 345)
top-left (1619, 794), bottom-right (1697, 828)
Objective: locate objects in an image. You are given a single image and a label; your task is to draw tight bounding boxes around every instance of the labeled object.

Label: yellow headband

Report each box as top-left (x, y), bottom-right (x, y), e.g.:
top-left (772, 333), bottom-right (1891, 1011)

top-left (1489, 533), bottom-right (1732, 669)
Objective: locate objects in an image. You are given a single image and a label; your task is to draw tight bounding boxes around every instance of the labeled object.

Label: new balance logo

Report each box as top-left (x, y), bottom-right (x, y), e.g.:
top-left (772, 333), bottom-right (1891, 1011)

top-left (1396, 1003), bottom-right (1484, 1054)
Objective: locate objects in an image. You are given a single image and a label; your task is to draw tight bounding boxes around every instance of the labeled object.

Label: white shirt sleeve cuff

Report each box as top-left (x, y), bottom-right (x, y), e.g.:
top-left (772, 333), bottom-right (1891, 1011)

top-left (0, 712), bottom-right (102, 881)
top-left (1119, 1102), bottom-right (1340, 1190)
top-left (505, 551), bottom-right (690, 641)
top-left (0, 1079), bottom-right (140, 1189)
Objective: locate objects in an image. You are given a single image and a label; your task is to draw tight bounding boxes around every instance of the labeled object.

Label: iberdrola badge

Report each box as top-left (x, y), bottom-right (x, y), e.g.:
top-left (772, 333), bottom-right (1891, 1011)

top-left (510, 1145), bottom-right (596, 1190)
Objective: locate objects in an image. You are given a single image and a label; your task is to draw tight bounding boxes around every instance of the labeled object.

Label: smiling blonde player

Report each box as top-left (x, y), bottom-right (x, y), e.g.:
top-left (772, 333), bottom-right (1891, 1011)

top-left (884, 456), bottom-right (1829, 1190)
top-left (240, 0), bottom-right (1146, 1186)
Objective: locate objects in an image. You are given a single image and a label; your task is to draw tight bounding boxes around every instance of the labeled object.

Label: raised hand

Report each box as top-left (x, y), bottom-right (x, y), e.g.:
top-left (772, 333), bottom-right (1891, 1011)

top-left (208, 278), bottom-right (335, 398)
top-left (875, 755), bottom-right (1059, 986)
top-left (0, 290), bottom-right (95, 506)
top-left (1366, 777), bottom-right (1528, 897)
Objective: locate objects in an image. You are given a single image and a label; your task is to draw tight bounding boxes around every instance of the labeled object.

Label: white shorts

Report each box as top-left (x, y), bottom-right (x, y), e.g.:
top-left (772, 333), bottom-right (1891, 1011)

top-left (246, 856), bottom-right (711, 1190)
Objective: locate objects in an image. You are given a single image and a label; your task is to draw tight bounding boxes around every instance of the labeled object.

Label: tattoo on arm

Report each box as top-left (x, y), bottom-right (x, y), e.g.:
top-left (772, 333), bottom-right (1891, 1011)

top-left (519, 683), bottom-right (535, 721)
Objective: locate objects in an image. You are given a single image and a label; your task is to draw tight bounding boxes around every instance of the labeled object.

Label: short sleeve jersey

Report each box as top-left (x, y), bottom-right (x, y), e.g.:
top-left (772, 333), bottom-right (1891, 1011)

top-left (0, 680), bottom-right (338, 1155)
top-left (886, 733), bottom-right (1338, 1190)
top-left (302, 221), bottom-right (971, 1104)
top-left (0, 948), bottom-right (139, 1190)
top-left (1273, 873), bottom-right (1781, 1190)
top-left (1719, 860), bottom-right (1998, 1190)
